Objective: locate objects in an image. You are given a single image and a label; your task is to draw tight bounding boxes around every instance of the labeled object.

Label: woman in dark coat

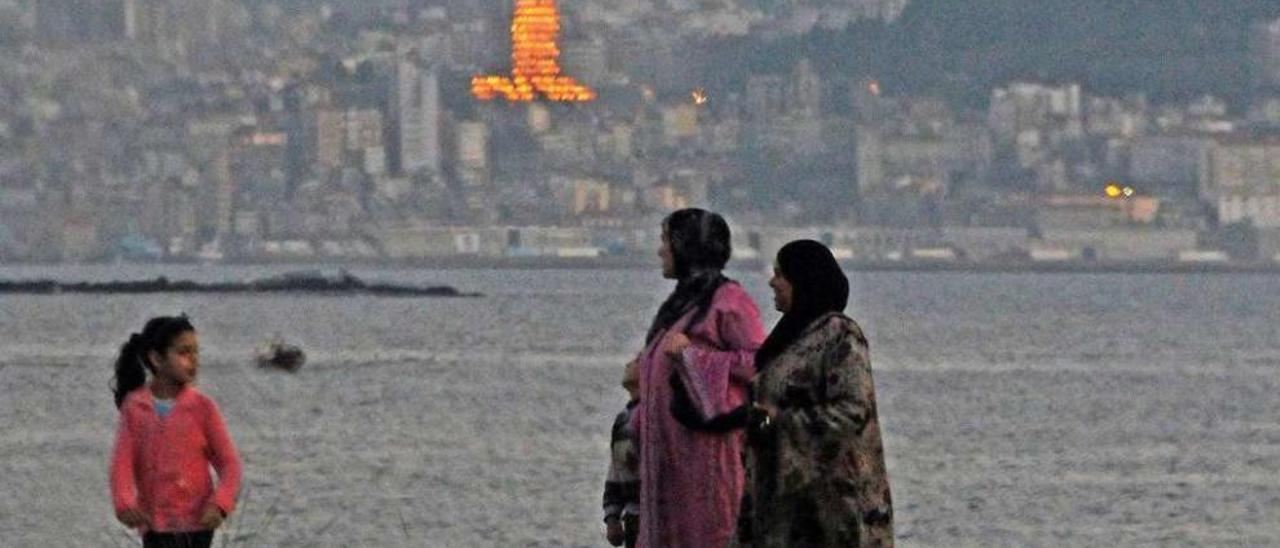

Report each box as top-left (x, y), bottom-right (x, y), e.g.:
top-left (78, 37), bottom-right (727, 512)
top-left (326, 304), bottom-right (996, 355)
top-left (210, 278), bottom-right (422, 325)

top-left (738, 239), bottom-right (894, 548)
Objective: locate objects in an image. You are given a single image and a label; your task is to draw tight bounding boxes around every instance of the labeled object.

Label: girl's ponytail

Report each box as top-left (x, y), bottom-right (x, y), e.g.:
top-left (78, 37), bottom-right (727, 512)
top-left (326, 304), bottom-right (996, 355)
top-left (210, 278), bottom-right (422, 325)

top-left (111, 316), bottom-right (195, 408)
top-left (112, 333), bottom-right (150, 409)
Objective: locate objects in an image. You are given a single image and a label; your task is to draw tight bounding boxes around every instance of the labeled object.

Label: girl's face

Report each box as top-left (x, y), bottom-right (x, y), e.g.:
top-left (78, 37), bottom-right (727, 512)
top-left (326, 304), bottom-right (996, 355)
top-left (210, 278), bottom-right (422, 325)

top-left (769, 264), bottom-right (794, 313)
top-left (659, 227), bottom-right (676, 279)
top-left (150, 331), bottom-right (200, 386)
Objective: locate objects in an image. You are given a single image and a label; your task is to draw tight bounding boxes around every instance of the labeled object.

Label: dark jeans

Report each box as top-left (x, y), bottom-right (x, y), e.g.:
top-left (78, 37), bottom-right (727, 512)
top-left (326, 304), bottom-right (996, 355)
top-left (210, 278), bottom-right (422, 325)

top-left (142, 530), bottom-right (214, 548)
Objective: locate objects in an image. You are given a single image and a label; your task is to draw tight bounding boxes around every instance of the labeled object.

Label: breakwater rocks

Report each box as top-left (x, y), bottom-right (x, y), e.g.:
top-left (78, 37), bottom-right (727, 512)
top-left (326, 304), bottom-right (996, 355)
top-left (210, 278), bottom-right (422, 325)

top-left (0, 271), bottom-right (481, 297)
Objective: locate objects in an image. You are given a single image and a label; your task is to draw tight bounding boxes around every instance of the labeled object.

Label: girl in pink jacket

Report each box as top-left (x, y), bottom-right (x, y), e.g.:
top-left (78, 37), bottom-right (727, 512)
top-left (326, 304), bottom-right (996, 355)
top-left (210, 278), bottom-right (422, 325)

top-left (109, 316), bottom-right (242, 548)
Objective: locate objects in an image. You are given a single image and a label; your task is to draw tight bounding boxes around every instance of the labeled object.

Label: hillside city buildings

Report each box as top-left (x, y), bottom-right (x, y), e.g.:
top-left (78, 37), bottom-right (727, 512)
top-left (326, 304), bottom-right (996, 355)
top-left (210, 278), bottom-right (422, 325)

top-left (2, 1), bottom-right (1280, 265)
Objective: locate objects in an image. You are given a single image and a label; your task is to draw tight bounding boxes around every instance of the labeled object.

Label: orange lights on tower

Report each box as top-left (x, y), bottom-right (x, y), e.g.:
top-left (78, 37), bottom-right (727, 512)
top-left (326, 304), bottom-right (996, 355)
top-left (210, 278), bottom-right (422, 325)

top-left (472, 0), bottom-right (596, 103)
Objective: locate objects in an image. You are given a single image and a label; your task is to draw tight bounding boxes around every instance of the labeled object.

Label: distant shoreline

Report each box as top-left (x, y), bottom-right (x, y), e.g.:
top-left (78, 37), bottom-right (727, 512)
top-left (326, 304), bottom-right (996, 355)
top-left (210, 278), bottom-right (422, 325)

top-left (187, 255), bottom-right (1280, 275)
top-left (4, 256), bottom-right (1280, 275)
top-left (835, 260), bottom-right (1280, 275)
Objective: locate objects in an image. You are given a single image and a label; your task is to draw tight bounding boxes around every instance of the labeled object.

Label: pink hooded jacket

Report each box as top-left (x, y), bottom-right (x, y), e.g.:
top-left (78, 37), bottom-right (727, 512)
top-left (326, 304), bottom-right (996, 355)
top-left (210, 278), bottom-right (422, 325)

top-left (110, 385), bottom-right (242, 533)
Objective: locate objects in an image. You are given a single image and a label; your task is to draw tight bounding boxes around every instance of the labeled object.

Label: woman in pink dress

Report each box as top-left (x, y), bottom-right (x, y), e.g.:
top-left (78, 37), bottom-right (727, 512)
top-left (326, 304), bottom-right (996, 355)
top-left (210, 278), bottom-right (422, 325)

top-left (634, 208), bottom-right (766, 548)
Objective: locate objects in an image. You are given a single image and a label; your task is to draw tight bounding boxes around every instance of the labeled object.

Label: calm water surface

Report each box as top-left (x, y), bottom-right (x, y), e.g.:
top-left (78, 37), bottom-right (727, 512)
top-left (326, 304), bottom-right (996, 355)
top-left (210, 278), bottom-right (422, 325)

top-left (1, 265), bottom-right (1278, 547)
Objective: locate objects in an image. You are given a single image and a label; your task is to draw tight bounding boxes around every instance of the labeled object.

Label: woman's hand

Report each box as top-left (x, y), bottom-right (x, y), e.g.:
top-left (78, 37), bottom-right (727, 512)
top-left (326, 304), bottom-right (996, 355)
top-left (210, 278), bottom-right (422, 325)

top-left (605, 517), bottom-right (625, 546)
top-left (198, 504), bottom-right (225, 529)
top-left (745, 402), bottom-right (778, 447)
top-left (116, 508), bottom-right (150, 528)
top-left (661, 333), bottom-right (692, 359)
top-left (753, 402), bottom-right (778, 424)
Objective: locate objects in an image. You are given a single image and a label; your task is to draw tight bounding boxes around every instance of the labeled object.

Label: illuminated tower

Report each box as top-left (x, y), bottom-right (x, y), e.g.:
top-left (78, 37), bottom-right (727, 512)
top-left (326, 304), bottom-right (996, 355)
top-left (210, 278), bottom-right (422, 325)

top-left (471, 0), bottom-right (596, 102)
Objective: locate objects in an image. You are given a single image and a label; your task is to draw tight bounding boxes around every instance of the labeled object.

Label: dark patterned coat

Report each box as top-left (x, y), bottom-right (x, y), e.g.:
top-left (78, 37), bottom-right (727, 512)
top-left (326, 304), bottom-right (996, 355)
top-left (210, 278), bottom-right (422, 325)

top-left (740, 312), bottom-right (893, 548)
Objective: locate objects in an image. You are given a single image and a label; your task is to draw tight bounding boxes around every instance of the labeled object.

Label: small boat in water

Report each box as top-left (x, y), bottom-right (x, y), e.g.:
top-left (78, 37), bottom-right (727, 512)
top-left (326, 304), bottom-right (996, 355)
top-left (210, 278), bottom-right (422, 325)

top-left (256, 337), bottom-right (306, 372)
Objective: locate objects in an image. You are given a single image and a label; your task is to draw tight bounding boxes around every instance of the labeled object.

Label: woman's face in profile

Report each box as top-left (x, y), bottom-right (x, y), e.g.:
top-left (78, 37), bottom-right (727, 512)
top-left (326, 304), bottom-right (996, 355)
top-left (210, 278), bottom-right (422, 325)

top-left (659, 227), bottom-right (676, 279)
top-left (769, 264), bottom-right (793, 313)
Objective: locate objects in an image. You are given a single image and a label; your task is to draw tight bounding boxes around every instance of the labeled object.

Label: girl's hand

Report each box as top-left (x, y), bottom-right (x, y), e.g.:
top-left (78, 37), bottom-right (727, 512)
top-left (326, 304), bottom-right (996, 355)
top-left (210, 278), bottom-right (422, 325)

top-left (116, 508), bottom-right (150, 528)
top-left (661, 333), bottom-right (691, 358)
top-left (198, 504), bottom-right (225, 529)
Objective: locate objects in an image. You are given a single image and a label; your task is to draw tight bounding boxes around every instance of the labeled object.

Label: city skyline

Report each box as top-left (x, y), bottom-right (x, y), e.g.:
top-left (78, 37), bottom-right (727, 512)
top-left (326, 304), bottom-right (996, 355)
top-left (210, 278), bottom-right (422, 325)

top-left (1, 1), bottom-right (1279, 265)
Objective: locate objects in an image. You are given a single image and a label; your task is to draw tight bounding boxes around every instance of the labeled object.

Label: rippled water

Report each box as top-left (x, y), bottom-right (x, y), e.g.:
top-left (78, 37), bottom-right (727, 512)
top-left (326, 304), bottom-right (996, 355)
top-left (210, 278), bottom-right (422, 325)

top-left (1, 266), bottom-right (1278, 546)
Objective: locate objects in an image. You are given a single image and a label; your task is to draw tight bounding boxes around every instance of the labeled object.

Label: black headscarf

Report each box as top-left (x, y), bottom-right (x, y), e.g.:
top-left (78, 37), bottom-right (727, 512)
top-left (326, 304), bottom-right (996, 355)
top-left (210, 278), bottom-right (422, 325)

top-left (755, 240), bottom-right (850, 368)
top-left (645, 208), bottom-right (733, 344)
